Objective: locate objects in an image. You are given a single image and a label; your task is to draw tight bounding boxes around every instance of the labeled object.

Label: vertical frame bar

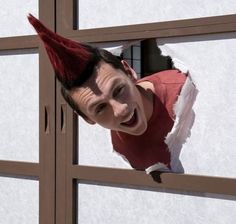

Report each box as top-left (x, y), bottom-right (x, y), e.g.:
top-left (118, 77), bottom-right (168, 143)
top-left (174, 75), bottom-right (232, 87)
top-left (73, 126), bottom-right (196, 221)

top-left (56, 0), bottom-right (74, 35)
top-left (55, 1), bottom-right (78, 223)
top-left (39, 1), bottom-right (56, 224)
top-left (56, 82), bottom-right (78, 224)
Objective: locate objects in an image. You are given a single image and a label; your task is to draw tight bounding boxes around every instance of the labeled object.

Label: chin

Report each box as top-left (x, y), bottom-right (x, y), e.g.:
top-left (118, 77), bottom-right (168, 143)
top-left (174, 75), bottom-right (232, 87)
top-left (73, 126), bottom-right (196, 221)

top-left (126, 124), bottom-right (147, 136)
top-left (131, 128), bottom-right (147, 136)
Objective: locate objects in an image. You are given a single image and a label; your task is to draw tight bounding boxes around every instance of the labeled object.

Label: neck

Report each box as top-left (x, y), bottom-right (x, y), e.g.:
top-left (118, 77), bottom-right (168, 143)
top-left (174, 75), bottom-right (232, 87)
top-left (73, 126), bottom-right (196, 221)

top-left (136, 81), bottom-right (154, 122)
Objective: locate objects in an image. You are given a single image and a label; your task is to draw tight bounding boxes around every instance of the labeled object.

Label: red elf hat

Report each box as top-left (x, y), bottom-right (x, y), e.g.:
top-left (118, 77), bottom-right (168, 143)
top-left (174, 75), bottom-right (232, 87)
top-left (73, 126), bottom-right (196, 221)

top-left (27, 14), bottom-right (93, 88)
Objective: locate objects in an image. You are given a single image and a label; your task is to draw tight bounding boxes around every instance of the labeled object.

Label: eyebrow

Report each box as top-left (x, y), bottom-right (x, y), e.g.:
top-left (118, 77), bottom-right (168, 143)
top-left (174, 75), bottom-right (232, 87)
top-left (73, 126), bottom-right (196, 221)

top-left (88, 79), bottom-right (121, 112)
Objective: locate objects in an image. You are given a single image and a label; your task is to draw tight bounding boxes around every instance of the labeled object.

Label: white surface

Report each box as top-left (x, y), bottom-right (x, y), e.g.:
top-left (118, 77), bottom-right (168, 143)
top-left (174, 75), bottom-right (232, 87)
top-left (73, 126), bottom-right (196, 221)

top-left (78, 183), bottom-right (236, 224)
top-left (77, 0), bottom-right (236, 29)
top-left (0, 50), bottom-right (39, 162)
top-left (157, 32), bottom-right (236, 177)
top-left (0, 176), bottom-right (39, 224)
top-left (0, 0), bottom-right (38, 37)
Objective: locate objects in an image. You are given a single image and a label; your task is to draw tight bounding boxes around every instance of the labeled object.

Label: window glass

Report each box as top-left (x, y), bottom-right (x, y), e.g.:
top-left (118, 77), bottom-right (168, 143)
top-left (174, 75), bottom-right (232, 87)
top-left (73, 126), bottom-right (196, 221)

top-left (0, 50), bottom-right (39, 162)
top-left (78, 183), bottom-right (236, 224)
top-left (77, 0), bottom-right (236, 30)
top-left (0, 176), bottom-right (39, 224)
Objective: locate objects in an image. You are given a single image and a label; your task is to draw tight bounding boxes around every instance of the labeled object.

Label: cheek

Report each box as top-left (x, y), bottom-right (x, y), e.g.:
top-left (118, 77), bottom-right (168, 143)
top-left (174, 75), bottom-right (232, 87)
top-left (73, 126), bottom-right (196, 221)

top-left (95, 116), bottom-right (115, 129)
top-left (94, 110), bottom-right (114, 126)
top-left (120, 86), bottom-right (136, 102)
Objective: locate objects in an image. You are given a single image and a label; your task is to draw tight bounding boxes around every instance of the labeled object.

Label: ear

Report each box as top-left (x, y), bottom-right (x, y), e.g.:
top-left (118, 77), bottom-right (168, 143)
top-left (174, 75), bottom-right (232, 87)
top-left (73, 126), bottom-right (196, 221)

top-left (121, 60), bottom-right (138, 82)
top-left (74, 110), bottom-right (96, 125)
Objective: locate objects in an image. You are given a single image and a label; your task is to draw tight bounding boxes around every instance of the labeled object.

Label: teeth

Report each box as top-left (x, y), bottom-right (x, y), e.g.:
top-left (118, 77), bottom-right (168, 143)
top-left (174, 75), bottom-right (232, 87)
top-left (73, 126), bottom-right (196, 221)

top-left (123, 111), bottom-right (134, 123)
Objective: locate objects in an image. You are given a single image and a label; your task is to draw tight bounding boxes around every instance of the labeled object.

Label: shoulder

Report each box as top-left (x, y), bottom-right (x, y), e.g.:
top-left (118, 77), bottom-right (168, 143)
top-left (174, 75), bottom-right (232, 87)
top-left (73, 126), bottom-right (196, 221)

top-left (141, 69), bottom-right (187, 84)
top-left (139, 70), bottom-right (187, 118)
top-left (136, 69), bottom-right (187, 94)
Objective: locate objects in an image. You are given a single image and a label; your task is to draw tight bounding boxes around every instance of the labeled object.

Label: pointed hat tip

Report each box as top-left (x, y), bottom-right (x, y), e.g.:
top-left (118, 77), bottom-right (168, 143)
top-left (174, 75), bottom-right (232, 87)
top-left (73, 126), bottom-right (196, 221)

top-left (26, 13), bottom-right (94, 88)
top-left (27, 13), bottom-right (37, 25)
top-left (27, 13), bottom-right (53, 37)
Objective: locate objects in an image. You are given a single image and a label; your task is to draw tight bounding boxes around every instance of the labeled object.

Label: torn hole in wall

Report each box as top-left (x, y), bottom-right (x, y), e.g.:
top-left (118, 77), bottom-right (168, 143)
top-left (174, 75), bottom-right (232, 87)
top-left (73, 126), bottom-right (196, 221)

top-left (101, 39), bottom-right (199, 173)
top-left (140, 38), bottom-right (173, 77)
top-left (155, 38), bottom-right (199, 173)
top-left (89, 39), bottom-right (199, 173)
top-left (92, 40), bottom-right (141, 56)
top-left (95, 39), bottom-right (174, 78)
top-left (118, 39), bottom-right (199, 174)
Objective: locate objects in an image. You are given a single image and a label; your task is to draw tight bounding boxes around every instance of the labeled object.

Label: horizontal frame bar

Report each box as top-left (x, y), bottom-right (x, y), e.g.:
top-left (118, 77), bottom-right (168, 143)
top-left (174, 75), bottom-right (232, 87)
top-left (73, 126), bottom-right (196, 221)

top-left (72, 22), bottom-right (236, 43)
top-left (72, 165), bottom-right (236, 196)
top-left (75, 13), bottom-right (236, 34)
top-left (0, 35), bottom-right (39, 50)
top-left (61, 14), bottom-right (236, 43)
top-left (0, 160), bottom-right (39, 178)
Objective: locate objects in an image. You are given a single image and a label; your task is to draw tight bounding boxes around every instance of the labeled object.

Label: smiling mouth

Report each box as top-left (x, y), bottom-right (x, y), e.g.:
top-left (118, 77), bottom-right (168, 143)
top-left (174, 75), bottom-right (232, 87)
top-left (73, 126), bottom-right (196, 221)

top-left (121, 109), bottom-right (138, 127)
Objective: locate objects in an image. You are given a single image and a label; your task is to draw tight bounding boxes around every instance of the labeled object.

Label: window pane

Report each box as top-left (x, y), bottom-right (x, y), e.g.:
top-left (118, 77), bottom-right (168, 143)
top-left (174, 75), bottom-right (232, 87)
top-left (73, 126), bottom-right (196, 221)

top-left (0, 0), bottom-right (38, 37)
top-left (0, 176), bottom-right (39, 224)
top-left (77, 33), bottom-right (236, 178)
top-left (123, 49), bottom-right (131, 59)
top-left (133, 46), bottom-right (141, 60)
top-left (133, 60), bottom-right (141, 74)
top-left (77, 183), bottom-right (236, 224)
top-left (77, 0), bottom-right (236, 30)
top-left (77, 42), bottom-right (141, 169)
top-left (0, 50), bottom-right (39, 162)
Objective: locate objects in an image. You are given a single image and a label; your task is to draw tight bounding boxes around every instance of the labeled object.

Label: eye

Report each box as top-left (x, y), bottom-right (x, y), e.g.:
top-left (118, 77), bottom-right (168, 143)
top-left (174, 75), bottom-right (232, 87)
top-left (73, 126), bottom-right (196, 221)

top-left (95, 103), bottom-right (107, 115)
top-left (113, 85), bottom-right (125, 97)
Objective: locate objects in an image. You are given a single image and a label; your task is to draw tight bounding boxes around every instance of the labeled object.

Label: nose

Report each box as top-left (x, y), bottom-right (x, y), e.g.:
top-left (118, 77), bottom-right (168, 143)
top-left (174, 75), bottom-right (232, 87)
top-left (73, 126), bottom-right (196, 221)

top-left (110, 100), bottom-right (128, 118)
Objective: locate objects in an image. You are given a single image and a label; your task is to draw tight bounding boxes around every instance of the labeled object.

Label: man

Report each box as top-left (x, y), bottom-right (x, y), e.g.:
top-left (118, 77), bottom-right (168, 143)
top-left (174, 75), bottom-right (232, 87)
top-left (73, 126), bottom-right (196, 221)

top-left (28, 14), bottom-right (187, 174)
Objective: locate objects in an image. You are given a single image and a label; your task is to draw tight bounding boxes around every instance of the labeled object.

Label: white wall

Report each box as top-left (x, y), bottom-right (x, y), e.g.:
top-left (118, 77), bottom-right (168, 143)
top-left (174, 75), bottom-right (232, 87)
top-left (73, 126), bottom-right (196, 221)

top-left (77, 1), bottom-right (236, 223)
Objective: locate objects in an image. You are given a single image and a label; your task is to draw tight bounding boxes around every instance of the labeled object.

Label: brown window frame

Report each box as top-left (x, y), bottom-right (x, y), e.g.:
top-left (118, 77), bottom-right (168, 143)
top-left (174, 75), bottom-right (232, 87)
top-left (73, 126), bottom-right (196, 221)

top-left (56, 1), bottom-right (236, 224)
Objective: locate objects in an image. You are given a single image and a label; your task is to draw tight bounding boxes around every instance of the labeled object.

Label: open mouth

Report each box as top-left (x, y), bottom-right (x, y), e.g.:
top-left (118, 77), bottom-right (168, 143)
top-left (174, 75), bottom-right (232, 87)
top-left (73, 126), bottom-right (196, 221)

top-left (121, 109), bottom-right (138, 127)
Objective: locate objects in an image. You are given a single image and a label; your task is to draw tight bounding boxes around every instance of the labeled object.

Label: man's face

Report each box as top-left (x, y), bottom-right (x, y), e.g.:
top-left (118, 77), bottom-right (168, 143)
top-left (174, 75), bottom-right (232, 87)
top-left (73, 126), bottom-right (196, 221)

top-left (70, 61), bottom-right (148, 136)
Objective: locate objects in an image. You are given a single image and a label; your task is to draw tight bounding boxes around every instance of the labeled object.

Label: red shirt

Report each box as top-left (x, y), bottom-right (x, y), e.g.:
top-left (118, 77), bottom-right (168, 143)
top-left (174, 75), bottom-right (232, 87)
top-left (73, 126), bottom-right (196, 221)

top-left (111, 69), bottom-right (187, 171)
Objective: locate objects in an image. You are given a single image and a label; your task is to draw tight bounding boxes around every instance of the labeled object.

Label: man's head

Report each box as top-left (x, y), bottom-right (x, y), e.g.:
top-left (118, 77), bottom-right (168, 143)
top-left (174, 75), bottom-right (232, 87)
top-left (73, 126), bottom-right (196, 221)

top-left (28, 14), bottom-right (149, 135)
top-left (64, 59), bottom-right (148, 135)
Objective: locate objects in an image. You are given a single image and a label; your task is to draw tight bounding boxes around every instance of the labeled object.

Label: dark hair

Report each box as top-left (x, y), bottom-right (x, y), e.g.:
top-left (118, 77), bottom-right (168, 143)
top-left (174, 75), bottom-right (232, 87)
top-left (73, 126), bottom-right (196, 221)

top-left (60, 46), bottom-right (126, 115)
